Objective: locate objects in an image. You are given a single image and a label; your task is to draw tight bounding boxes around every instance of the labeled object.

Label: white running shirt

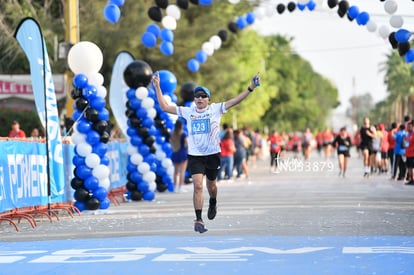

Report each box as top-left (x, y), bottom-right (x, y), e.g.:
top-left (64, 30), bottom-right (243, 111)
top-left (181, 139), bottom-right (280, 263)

top-left (177, 102), bottom-right (227, 156)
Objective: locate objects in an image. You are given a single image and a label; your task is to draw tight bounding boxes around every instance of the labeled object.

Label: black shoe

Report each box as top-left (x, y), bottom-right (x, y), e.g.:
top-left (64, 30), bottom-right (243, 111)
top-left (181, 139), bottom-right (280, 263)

top-left (194, 220), bottom-right (208, 233)
top-left (207, 205), bottom-right (217, 220)
top-left (363, 172), bottom-right (369, 178)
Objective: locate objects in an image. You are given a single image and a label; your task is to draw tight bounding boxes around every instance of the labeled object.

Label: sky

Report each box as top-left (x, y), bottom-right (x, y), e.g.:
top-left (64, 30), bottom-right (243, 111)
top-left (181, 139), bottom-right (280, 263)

top-left (251, 0), bottom-right (414, 114)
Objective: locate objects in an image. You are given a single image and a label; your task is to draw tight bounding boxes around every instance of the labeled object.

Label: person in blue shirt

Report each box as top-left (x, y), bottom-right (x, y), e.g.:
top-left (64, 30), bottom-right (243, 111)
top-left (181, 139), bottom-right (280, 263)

top-left (393, 124), bottom-right (407, 181)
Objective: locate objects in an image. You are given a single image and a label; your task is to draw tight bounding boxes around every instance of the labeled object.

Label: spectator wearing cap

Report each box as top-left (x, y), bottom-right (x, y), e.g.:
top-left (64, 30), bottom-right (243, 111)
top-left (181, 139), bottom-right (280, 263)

top-left (8, 120), bottom-right (26, 138)
top-left (152, 72), bottom-right (261, 234)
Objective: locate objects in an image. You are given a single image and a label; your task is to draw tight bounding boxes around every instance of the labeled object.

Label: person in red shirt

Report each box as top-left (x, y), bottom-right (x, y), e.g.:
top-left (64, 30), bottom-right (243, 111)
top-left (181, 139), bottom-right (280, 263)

top-left (218, 129), bottom-right (235, 181)
top-left (8, 120), bottom-right (26, 138)
top-left (267, 130), bottom-right (282, 173)
top-left (322, 128), bottom-right (334, 159)
top-left (404, 122), bottom-right (414, 185)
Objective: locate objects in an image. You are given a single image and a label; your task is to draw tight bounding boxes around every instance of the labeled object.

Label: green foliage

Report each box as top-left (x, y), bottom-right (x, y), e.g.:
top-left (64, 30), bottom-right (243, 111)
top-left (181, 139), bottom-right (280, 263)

top-left (0, 0), bottom-right (340, 133)
top-left (0, 107), bottom-right (42, 137)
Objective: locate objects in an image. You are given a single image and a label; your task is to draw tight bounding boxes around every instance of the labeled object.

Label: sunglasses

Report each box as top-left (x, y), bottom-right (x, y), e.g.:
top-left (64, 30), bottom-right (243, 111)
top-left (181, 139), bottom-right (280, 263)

top-left (194, 93), bottom-right (208, 99)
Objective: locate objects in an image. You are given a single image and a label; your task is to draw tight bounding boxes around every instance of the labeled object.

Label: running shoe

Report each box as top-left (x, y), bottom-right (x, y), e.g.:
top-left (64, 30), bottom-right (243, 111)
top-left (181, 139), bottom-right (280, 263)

top-left (194, 220), bottom-right (208, 233)
top-left (207, 205), bottom-right (217, 220)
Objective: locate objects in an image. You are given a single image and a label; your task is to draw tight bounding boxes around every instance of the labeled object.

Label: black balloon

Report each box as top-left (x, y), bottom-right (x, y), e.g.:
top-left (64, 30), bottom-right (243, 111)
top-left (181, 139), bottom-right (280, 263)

top-left (71, 177), bottom-right (84, 190)
top-left (228, 22), bottom-right (238, 34)
top-left (180, 82), bottom-right (196, 103)
top-left (74, 188), bottom-right (90, 202)
top-left (75, 97), bottom-right (89, 110)
top-left (388, 32), bottom-right (398, 49)
top-left (346, 14), bottom-right (354, 22)
top-left (217, 29), bottom-right (228, 42)
top-left (338, 0), bottom-right (349, 13)
top-left (398, 42), bottom-right (411, 57)
top-left (71, 88), bottom-right (82, 100)
top-left (287, 2), bottom-right (296, 12)
top-left (276, 4), bottom-right (285, 14)
top-left (124, 60), bottom-right (153, 89)
top-left (129, 117), bottom-right (142, 128)
top-left (327, 0), bottom-right (338, 8)
top-left (177, 0), bottom-right (189, 9)
top-left (86, 197), bottom-right (100, 210)
top-left (157, 183), bottom-right (168, 192)
top-left (144, 136), bottom-right (155, 146)
top-left (92, 120), bottom-right (108, 134)
top-left (85, 108), bottom-right (99, 122)
top-left (131, 190), bottom-right (142, 201)
top-left (155, 0), bottom-right (168, 9)
top-left (148, 6), bottom-right (162, 22)
top-left (100, 131), bottom-right (110, 143)
top-left (125, 108), bottom-right (136, 118)
top-left (138, 127), bottom-right (149, 137)
top-left (150, 145), bottom-right (157, 154)
top-left (337, 8), bottom-right (346, 17)
top-left (126, 181), bottom-right (137, 192)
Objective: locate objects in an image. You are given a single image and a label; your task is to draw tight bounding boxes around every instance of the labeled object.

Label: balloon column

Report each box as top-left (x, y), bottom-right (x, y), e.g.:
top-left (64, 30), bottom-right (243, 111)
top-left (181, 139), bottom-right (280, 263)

top-left (123, 60), bottom-right (174, 201)
top-left (67, 41), bottom-right (111, 212)
top-left (104, 0), bottom-right (125, 24)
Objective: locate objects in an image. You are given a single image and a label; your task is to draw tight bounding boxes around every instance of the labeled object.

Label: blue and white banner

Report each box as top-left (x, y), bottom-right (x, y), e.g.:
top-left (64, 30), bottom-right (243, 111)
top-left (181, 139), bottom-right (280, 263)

top-left (14, 18), bottom-right (65, 203)
top-left (109, 51), bottom-right (134, 137)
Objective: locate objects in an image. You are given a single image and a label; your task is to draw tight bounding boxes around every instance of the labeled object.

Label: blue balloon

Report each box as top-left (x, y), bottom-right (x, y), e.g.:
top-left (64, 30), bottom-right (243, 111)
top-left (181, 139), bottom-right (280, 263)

top-left (104, 4), bottom-right (121, 24)
top-left (74, 201), bottom-right (86, 212)
top-left (99, 198), bottom-right (111, 209)
top-left (297, 3), bottom-right (306, 11)
top-left (129, 98), bottom-right (142, 110)
top-left (75, 165), bottom-right (92, 180)
top-left (100, 155), bottom-right (110, 166)
top-left (237, 16), bottom-right (247, 30)
top-left (158, 70), bottom-right (177, 94)
top-left (90, 96), bottom-right (106, 111)
top-left (72, 155), bottom-right (85, 166)
top-left (147, 24), bottom-right (161, 37)
top-left (143, 191), bottom-right (155, 201)
top-left (246, 12), bottom-right (256, 25)
top-left (142, 117), bottom-right (153, 128)
top-left (160, 41), bottom-right (174, 56)
top-left (110, 0), bottom-right (124, 6)
top-left (130, 171), bottom-right (143, 183)
top-left (127, 127), bottom-right (138, 137)
top-left (82, 85), bottom-right (97, 100)
top-left (141, 32), bottom-right (157, 48)
top-left (160, 29), bottom-right (174, 42)
top-left (130, 135), bottom-right (143, 146)
top-left (187, 59), bottom-right (200, 73)
top-left (307, 0), bottom-right (316, 11)
top-left (138, 181), bottom-right (149, 192)
top-left (86, 130), bottom-right (101, 145)
top-left (348, 6), bottom-right (359, 19)
top-left (92, 142), bottom-right (108, 157)
top-left (98, 108), bottom-right (110, 121)
top-left (196, 50), bottom-right (208, 63)
top-left (126, 88), bottom-right (136, 100)
top-left (405, 49), bottom-right (414, 63)
top-left (127, 163), bottom-right (137, 173)
top-left (356, 12), bottom-right (370, 26)
top-left (395, 29), bottom-right (412, 43)
top-left (84, 176), bottom-right (100, 191)
top-left (73, 74), bottom-right (88, 89)
top-left (77, 119), bottom-right (91, 134)
top-left (93, 186), bottom-right (108, 201)
top-left (136, 107), bottom-right (148, 118)
top-left (139, 145), bottom-right (150, 156)
top-left (199, 0), bottom-right (212, 5)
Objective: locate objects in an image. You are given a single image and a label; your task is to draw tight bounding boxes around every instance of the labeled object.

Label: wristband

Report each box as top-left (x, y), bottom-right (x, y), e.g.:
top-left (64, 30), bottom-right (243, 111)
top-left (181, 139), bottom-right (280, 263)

top-left (248, 86), bottom-right (254, 92)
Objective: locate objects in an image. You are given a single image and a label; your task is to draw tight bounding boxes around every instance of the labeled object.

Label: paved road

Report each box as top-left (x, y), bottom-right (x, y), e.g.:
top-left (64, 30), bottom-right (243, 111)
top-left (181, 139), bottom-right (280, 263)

top-left (1, 150), bottom-right (414, 274)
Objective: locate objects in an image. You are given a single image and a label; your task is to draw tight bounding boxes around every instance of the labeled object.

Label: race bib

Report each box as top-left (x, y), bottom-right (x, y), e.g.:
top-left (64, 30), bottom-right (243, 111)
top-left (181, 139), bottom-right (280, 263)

top-left (338, 145), bottom-right (348, 151)
top-left (191, 119), bottom-right (210, 135)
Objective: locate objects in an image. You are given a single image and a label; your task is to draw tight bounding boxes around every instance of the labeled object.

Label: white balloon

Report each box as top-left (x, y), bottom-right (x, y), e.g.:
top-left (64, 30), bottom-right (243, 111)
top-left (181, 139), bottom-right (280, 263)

top-left (67, 41), bottom-right (103, 74)
top-left (228, 0), bottom-right (240, 4)
top-left (265, 7), bottom-right (273, 18)
top-left (155, 149), bottom-right (166, 159)
top-left (384, 0), bottom-right (398, 15)
top-left (366, 20), bottom-right (377, 33)
top-left (130, 153), bottom-right (143, 165)
top-left (390, 15), bottom-right (403, 28)
top-left (96, 85), bottom-right (107, 98)
top-left (254, 7), bottom-right (265, 20)
top-left (135, 87), bottom-right (148, 100)
top-left (147, 108), bottom-right (157, 119)
top-left (99, 177), bottom-right (111, 190)
top-left (162, 15), bottom-right (177, 30)
top-left (163, 94), bottom-right (173, 103)
top-left (85, 72), bottom-right (104, 86)
top-left (209, 35), bottom-right (222, 50)
top-left (92, 164), bottom-right (110, 179)
top-left (202, 42), bottom-right (214, 56)
top-left (143, 171), bottom-right (156, 183)
top-left (71, 131), bottom-right (86, 144)
top-left (76, 142), bottom-right (92, 157)
top-left (85, 153), bottom-right (101, 168)
top-left (142, 97), bottom-right (155, 109)
top-left (378, 25), bottom-right (390, 39)
top-left (167, 165), bottom-right (174, 175)
top-left (162, 158), bottom-right (173, 168)
top-left (148, 181), bottom-right (157, 192)
top-left (138, 162), bottom-right (150, 174)
top-left (166, 4), bottom-right (181, 20)
top-left (127, 144), bottom-right (138, 155)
